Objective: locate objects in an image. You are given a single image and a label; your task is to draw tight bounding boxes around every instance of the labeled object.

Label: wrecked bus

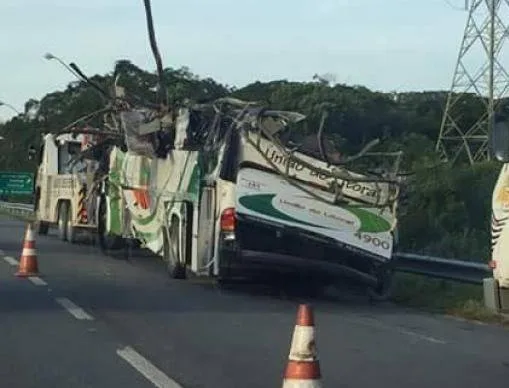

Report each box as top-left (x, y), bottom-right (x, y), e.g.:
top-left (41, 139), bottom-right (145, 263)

top-left (97, 95), bottom-right (403, 300)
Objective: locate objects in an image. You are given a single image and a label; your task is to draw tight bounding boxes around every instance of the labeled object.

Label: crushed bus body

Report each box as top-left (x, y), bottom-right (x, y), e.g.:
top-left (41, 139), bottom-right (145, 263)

top-left (96, 97), bottom-right (403, 300)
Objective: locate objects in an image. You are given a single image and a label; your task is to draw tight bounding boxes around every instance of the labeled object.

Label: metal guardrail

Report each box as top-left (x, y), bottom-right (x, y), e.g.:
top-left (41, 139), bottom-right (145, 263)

top-left (0, 201), bottom-right (34, 210)
top-left (0, 201), bottom-right (35, 220)
top-left (393, 252), bottom-right (491, 285)
top-left (0, 201), bottom-right (494, 284)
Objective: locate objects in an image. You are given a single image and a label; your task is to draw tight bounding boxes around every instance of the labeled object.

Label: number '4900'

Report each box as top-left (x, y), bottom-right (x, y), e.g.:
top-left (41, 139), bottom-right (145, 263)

top-left (354, 231), bottom-right (390, 250)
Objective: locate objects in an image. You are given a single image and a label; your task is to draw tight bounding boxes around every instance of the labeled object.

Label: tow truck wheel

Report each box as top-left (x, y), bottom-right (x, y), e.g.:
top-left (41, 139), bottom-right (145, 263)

top-left (36, 220), bottom-right (49, 235)
top-left (367, 265), bottom-right (394, 303)
top-left (57, 202), bottom-right (68, 241)
top-left (65, 203), bottom-right (78, 244)
top-left (163, 219), bottom-right (186, 280)
top-left (34, 189), bottom-right (48, 235)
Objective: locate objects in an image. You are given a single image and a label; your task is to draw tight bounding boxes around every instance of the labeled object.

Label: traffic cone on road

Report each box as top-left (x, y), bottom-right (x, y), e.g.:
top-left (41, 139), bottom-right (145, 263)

top-left (282, 304), bottom-right (322, 388)
top-left (15, 222), bottom-right (39, 277)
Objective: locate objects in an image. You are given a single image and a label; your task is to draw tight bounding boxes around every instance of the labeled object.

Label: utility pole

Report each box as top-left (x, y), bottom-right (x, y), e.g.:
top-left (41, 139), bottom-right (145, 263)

top-left (435, 0), bottom-right (509, 165)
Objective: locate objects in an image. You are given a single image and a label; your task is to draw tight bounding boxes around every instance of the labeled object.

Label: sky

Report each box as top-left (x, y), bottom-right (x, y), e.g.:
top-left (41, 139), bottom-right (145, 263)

top-left (0, 0), bottom-right (484, 121)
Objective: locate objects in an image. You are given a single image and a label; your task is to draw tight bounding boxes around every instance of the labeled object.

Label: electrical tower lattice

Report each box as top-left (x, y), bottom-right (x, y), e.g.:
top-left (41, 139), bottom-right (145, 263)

top-left (436, 0), bottom-right (509, 165)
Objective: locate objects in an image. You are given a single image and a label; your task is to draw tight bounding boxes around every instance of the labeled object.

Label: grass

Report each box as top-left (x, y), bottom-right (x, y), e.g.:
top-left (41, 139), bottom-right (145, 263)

top-left (391, 272), bottom-right (509, 326)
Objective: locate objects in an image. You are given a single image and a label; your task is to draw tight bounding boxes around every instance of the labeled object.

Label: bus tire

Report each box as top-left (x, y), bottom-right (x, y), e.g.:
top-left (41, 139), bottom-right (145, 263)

top-left (97, 195), bottom-right (124, 252)
top-left (163, 218), bottom-right (186, 280)
top-left (367, 265), bottom-right (394, 303)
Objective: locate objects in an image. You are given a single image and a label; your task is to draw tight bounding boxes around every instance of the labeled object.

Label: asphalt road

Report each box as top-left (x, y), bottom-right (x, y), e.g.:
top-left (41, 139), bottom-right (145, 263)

top-left (1, 216), bottom-right (509, 388)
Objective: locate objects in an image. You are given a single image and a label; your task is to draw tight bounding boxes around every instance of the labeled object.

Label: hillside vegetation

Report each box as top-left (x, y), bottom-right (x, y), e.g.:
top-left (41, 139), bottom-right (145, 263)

top-left (0, 60), bottom-right (500, 262)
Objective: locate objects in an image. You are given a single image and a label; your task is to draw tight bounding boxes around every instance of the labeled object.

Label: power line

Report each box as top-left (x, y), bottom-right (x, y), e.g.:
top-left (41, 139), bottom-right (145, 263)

top-left (436, 0), bottom-right (509, 165)
top-left (444, 0), bottom-right (469, 11)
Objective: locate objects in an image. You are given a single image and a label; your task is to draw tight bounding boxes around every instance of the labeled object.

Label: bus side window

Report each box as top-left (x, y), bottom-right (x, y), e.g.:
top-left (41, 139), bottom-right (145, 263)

top-left (219, 130), bottom-right (240, 183)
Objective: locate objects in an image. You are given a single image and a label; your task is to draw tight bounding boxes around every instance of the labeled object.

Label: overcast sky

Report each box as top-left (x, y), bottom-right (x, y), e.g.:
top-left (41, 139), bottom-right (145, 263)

top-left (0, 0), bottom-right (486, 121)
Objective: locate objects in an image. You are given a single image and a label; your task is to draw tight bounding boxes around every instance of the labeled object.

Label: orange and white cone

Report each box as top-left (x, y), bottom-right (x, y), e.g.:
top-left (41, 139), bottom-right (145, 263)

top-left (282, 304), bottom-right (322, 388)
top-left (15, 223), bottom-right (39, 277)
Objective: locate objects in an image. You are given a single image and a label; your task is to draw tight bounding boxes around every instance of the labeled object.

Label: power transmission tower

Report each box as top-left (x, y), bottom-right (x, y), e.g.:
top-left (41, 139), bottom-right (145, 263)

top-left (436, 0), bottom-right (509, 165)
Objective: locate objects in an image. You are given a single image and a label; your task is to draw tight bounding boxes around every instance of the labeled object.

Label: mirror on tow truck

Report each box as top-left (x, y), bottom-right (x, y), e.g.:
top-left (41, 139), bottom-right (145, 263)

top-left (28, 144), bottom-right (36, 160)
top-left (489, 114), bottom-right (509, 163)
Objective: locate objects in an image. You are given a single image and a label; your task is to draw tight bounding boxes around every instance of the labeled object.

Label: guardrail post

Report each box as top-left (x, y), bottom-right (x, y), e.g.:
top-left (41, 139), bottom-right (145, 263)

top-left (499, 287), bottom-right (509, 314)
top-left (483, 277), bottom-right (509, 314)
top-left (483, 277), bottom-right (501, 312)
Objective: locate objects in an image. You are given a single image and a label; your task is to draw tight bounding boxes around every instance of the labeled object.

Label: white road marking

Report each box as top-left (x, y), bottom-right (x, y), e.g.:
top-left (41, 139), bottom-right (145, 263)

top-left (28, 276), bottom-right (47, 286)
top-left (445, 314), bottom-right (489, 326)
top-left (117, 346), bottom-right (183, 388)
top-left (3, 256), bottom-right (18, 266)
top-left (55, 297), bottom-right (94, 321)
top-left (396, 326), bottom-right (446, 344)
top-left (346, 316), bottom-right (447, 345)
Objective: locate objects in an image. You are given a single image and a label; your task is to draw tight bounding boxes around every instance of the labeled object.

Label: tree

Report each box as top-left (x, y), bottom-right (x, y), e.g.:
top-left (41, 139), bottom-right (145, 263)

top-left (0, 61), bottom-right (499, 261)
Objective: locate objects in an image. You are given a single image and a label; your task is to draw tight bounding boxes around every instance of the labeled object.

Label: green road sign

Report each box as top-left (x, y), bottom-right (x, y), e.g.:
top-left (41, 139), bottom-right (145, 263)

top-left (0, 172), bottom-right (34, 195)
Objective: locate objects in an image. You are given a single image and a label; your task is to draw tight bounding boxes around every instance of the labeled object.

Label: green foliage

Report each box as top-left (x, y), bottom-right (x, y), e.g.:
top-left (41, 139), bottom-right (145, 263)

top-left (392, 273), bottom-right (509, 325)
top-left (399, 161), bottom-right (500, 260)
top-left (0, 60), bottom-right (501, 262)
top-left (392, 273), bottom-right (482, 313)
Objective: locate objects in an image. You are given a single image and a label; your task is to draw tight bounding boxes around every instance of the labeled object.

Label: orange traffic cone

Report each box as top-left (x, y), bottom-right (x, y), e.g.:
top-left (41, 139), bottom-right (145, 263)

top-left (282, 304), bottom-right (322, 387)
top-left (15, 223), bottom-right (39, 277)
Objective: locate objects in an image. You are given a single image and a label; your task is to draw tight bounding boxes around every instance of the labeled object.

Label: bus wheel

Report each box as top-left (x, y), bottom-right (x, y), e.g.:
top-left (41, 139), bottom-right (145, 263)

top-left (97, 196), bottom-right (124, 252)
top-left (163, 218), bottom-right (186, 280)
top-left (367, 265), bottom-right (394, 303)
